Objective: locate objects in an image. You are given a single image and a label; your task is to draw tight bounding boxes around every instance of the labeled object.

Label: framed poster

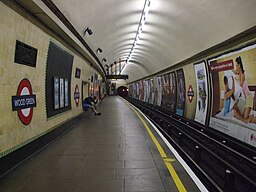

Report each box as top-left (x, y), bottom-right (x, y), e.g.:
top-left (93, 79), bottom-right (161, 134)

top-left (162, 73), bottom-right (170, 107)
top-left (140, 80), bottom-right (144, 101)
top-left (150, 79), bottom-right (155, 105)
top-left (60, 78), bottom-right (64, 108)
top-left (54, 77), bottom-right (59, 110)
top-left (194, 62), bottom-right (209, 125)
top-left (208, 44), bottom-right (256, 147)
top-left (75, 68), bottom-right (81, 78)
top-left (157, 76), bottom-right (162, 106)
top-left (65, 79), bottom-right (69, 107)
top-left (46, 42), bottom-right (73, 118)
top-left (144, 80), bottom-right (147, 102)
top-left (170, 72), bottom-right (177, 112)
top-left (133, 83), bottom-right (136, 99)
top-left (176, 69), bottom-right (186, 116)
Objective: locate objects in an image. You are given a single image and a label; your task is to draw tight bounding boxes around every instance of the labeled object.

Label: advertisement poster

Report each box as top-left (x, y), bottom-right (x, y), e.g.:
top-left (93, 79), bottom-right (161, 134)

top-left (143, 80), bottom-right (148, 103)
top-left (59, 78), bottom-right (64, 108)
top-left (161, 74), bottom-right (170, 107)
top-left (140, 80), bottom-right (144, 101)
top-left (169, 72), bottom-right (177, 112)
top-left (161, 72), bottom-right (176, 111)
top-left (132, 83), bottom-right (136, 98)
top-left (208, 44), bottom-right (256, 147)
top-left (64, 79), bottom-right (69, 107)
top-left (144, 80), bottom-right (148, 102)
top-left (194, 62), bottom-right (208, 124)
top-left (150, 79), bottom-right (154, 105)
top-left (157, 76), bottom-right (162, 106)
top-left (54, 77), bottom-right (59, 110)
top-left (176, 69), bottom-right (186, 116)
top-left (136, 82), bottom-right (140, 99)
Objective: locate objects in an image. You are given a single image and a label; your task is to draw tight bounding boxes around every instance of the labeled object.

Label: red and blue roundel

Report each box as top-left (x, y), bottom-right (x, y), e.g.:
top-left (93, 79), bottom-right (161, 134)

top-left (187, 85), bottom-right (194, 103)
top-left (12, 78), bottom-right (36, 125)
top-left (74, 84), bottom-right (80, 107)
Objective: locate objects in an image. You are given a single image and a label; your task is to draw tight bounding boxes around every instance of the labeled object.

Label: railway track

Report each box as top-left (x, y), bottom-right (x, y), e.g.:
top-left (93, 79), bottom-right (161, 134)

top-left (127, 98), bottom-right (256, 192)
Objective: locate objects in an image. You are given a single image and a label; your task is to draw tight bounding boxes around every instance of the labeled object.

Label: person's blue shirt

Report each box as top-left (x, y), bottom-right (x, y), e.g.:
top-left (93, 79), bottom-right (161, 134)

top-left (223, 89), bottom-right (231, 116)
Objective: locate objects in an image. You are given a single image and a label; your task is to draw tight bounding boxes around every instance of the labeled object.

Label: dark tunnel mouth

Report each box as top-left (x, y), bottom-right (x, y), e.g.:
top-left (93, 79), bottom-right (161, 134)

top-left (117, 86), bottom-right (128, 97)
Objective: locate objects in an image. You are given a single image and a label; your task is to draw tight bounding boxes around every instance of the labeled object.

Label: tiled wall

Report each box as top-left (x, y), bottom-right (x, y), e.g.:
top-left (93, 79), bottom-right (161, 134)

top-left (0, 2), bottom-right (99, 157)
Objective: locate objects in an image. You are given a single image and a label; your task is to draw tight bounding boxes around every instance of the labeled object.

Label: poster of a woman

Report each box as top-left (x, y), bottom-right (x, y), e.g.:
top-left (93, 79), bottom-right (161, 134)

top-left (208, 44), bottom-right (256, 147)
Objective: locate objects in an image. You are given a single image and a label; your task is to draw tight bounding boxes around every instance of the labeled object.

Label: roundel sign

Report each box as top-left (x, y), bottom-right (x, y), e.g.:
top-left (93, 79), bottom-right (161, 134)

top-left (74, 84), bottom-right (80, 107)
top-left (12, 78), bottom-right (36, 125)
top-left (187, 85), bottom-right (194, 103)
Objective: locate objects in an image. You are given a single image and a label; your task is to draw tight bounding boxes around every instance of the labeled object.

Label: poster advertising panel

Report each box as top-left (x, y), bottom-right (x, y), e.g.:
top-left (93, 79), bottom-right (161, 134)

top-left (176, 69), bottom-right (186, 116)
top-left (169, 72), bottom-right (177, 112)
top-left (144, 80), bottom-right (147, 102)
top-left (157, 76), bottom-right (162, 106)
top-left (136, 82), bottom-right (140, 99)
top-left (208, 44), bottom-right (256, 147)
top-left (161, 73), bottom-right (177, 112)
top-left (64, 79), bottom-right (69, 107)
top-left (143, 80), bottom-right (149, 103)
top-left (149, 79), bottom-right (154, 105)
top-left (194, 62), bottom-right (209, 125)
top-left (140, 80), bottom-right (144, 101)
top-left (54, 77), bottom-right (59, 110)
top-left (132, 83), bottom-right (136, 98)
top-left (161, 74), bottom-right (170, 107)
top-left (59, 78), bottom-right (64, 108)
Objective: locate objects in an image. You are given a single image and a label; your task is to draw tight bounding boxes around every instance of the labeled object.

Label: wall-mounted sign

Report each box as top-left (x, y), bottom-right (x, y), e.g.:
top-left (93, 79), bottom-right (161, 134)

top-left (106, 75), bottom-right (129, 79)
top-left (74, 84), bottom-right (80, 107)
top-left (14, 40), bottom-right (38, 67)
top-left (175, 69), bottom-right (186, 116)
top-left (64, 79), bottom-right (69, 107)
top-left (209, 59), bottom-right (233, 73)
top-left (75, 68), bottom-right (81, 78)
top-left (187, 85), bottom-right (194, 103)
top-left (12, 78), bottom-right (36, 125)
top-left (54, 77), bottom-right (59, 109)
top-left (59, 78), bottom-right (64, 108)
top-left (46, 42), bottom-right (73, 118)
top-left (54, 77), bottom-right (69, 110)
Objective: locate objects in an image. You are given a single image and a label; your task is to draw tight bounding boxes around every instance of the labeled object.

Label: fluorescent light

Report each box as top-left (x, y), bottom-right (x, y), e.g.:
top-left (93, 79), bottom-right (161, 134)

top-left (126, 0), bottom-right (151, 62)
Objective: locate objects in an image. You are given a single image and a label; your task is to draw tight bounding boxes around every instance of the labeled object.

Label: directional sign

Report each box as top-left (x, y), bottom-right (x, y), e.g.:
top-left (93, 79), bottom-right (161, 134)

top-left (106, 75), bottom-right (129, 80)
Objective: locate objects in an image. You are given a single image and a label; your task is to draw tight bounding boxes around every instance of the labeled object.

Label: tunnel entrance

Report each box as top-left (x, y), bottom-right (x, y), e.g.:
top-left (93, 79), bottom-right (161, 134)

top-left (117, 86), bottom-right (128, 97)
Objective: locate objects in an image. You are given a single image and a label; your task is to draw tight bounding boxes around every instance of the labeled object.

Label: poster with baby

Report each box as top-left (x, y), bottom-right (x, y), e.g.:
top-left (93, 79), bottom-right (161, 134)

top-left (208, 44), bottom-right (256, 147)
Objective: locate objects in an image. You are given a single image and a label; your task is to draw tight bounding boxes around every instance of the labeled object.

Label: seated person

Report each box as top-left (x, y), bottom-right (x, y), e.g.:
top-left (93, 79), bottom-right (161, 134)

top-left (224, 76), bottom-right (256, 123)
top-left (83, 96), bottom-right (101, 115)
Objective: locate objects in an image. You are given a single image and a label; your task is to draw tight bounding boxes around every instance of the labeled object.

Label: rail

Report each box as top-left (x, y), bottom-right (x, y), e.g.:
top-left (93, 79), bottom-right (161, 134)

top-left (126, 97), bottom-right (256, 192)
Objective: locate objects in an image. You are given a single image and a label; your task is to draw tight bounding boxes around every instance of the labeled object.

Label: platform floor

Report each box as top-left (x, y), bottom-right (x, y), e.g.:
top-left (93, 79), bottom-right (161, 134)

top-left (0, 96), bottom-right (201, 192)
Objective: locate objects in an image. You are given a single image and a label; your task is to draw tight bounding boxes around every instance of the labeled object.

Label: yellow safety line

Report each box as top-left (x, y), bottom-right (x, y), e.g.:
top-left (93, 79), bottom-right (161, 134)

top-left (131, 107), bottom-right (187, 192)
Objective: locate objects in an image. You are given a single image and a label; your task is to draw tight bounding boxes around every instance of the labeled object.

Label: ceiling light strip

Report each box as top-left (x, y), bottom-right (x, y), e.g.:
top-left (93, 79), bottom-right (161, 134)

top-left (122, 0), bottom-right (151, 74)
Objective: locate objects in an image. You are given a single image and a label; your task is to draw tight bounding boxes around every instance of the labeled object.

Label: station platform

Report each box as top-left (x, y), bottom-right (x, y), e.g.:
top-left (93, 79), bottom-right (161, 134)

top-left (0, 96), bottom-right (205, 192)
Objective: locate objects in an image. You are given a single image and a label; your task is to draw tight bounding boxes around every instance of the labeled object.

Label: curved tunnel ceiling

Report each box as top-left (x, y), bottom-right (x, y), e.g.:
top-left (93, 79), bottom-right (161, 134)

top-left (33, 0), bottom-right (256, 82)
